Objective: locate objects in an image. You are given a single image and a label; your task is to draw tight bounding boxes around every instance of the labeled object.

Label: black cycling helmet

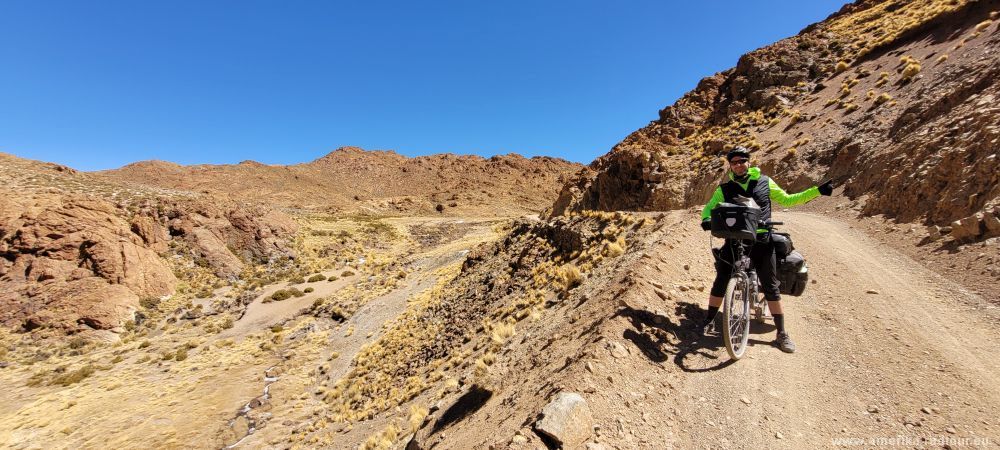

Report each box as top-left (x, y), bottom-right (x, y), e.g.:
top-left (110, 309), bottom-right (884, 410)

top-left (726, 146), bottom-right (751, 161)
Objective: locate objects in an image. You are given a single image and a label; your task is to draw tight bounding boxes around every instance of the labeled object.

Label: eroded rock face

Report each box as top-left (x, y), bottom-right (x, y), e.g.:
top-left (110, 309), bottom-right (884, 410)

top-left (159, 200), bottom-right (298, 278)
top-left (0, 190), bottom-right (299, 333)
top-left (0, 194), bottom-right (175, 332)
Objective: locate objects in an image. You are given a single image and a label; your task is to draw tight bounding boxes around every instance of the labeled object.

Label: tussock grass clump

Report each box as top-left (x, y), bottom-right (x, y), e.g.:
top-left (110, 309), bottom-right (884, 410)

top-left (361, 422), bottom-right (401, 450)
top-left (603, 236), bottom-right (626, 258)
top-left (835, 60), bottom-right (850, 73)
top-left (408, 405), bottom-right (429, 431)
top-left (50, 364), bottom-right (96, 386)
top-left (557, 264), bottom-right (583, 291)
top-left (827, 0), bottom-right (969, 61)
top-left (139, 297), bottom-right (161, 310)
top-left (874, 93), bottom-right (893, 105)
top-left (875, 72), bottom-right (890, 87)
top-left (490, 319), bottom-right (516, 345)
top-left (67, 336), bottom-right (88, 350)
top-left (901, 62), bottom-right (921, 81)
top-left (308, 274), bottom-right (326, 282)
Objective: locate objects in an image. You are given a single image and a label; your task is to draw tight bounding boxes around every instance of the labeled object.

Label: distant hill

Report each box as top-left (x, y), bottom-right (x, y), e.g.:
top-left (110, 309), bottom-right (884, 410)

top-left (100, 146), bottom-right (584, 216)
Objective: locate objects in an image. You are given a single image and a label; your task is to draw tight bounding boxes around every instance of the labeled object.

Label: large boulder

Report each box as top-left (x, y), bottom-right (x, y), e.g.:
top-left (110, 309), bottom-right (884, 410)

top-left (534, 392), bottom-right (593, 448)
top-left (983, 206), bottom-right (1000, 236)
top-left (949, 213), bottom-right (984, 242)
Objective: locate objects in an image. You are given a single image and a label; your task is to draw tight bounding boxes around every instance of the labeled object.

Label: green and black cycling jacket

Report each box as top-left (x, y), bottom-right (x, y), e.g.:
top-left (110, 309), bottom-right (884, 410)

top-left (700, 167), bottom-right (820, 234)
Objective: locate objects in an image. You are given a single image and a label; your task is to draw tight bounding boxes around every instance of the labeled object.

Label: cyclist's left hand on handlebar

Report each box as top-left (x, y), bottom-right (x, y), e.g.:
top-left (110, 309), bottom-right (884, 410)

top-left (818, 180), bottom-right (834, 196)
top-left (701, 220), bottom-right (711, 231)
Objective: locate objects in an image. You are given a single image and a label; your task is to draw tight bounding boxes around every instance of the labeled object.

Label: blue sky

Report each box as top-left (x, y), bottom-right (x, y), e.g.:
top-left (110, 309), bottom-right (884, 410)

top-left (1, 1), bottom-right (847, 171)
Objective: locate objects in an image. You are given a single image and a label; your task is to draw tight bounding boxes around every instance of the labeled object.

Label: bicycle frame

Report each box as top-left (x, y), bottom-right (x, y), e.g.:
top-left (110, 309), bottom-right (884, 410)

top-left (712, 221), bottom-right (781, 360)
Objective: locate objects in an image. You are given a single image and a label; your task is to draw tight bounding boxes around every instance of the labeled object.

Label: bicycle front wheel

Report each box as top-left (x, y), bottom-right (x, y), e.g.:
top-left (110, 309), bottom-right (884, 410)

top-left (722, 273), bottom-right (752, 360)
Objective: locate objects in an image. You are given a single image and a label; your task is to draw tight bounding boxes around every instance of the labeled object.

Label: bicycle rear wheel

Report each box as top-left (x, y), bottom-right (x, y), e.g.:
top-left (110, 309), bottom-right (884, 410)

top-left (722, 273), bottom-right (752, 360)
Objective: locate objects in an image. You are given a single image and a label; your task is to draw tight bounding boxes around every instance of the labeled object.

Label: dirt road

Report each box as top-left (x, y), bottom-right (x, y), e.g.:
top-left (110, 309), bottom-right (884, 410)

top-left (667, 212), bottom-right (1000, 448)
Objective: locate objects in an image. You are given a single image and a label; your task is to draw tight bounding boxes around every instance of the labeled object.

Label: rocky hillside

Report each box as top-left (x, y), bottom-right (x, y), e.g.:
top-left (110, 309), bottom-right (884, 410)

top-left (553, 0), bottom-right (999, 240)
top-left (0, 153), bottom-right (297, 337)
top-left (100, 147), bottom-right (582, 216)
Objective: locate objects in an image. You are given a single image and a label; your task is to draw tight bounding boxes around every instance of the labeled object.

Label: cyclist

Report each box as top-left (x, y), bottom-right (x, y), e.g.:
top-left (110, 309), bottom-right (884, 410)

top-left (697, 147), bottom-right (833, 353)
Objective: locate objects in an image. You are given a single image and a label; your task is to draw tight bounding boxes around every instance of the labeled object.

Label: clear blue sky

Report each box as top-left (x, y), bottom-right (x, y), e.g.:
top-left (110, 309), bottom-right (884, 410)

top-left (1, 0), bottom-right (847, 171)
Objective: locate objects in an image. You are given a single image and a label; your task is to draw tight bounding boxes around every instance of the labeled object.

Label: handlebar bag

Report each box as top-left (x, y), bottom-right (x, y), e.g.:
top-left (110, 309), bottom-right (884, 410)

top-left (710, 202), bottom-right (761, 240)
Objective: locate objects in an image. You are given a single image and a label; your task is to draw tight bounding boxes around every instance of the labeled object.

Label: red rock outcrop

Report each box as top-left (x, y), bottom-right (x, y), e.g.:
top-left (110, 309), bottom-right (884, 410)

top-left (0, 193), bottom-right (175, 332)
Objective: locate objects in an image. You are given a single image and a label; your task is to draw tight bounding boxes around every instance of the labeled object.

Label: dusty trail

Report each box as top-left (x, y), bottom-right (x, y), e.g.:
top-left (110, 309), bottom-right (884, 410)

top-left (668, 212), bottom-right (1000, 448)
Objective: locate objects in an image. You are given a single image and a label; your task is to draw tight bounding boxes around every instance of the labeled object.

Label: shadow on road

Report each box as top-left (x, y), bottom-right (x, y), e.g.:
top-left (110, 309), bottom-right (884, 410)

top-left (616, 302), bottom-right (777, 373)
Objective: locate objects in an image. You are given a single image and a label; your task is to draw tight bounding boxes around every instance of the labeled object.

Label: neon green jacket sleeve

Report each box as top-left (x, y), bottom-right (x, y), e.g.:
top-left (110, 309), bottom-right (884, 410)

top-left (700, 187), bottom-right (724, 221)
top-left (768, 178), bottom-right (819, 207)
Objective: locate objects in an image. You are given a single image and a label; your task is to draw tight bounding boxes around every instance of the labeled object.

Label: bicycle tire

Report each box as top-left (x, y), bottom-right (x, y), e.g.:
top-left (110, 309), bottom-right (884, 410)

top-left (722, 274), bottom-right (751, 360)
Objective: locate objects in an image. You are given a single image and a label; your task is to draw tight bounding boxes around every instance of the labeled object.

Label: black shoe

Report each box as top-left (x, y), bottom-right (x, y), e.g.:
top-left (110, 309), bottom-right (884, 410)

top-left (690, 320), bottom-right (712, 338)
top-left (775, 332), bottom-right (796, 353)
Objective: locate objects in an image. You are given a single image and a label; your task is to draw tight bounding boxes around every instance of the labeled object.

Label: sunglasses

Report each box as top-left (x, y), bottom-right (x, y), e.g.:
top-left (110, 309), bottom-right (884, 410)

top-left (730, 158), bottom-right (750, 165)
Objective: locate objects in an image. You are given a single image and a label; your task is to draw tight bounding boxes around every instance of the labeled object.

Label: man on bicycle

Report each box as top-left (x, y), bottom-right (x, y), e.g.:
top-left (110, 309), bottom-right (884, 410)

top-left (697, 147), bottom-right (833, 353)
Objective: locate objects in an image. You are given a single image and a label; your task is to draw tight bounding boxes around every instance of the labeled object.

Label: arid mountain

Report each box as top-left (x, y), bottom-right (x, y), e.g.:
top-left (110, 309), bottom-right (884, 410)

top-left (555, 0), bottom-right (998, 227)
top-left (551, 0), bottom-right (1000, 297)
top-left (100, 146), bottom-right (582, 216)
top-left (2, 1), bottom-right (999, 449)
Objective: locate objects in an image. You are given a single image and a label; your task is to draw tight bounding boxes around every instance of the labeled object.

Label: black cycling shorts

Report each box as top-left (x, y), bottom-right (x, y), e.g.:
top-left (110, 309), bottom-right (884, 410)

top-left (709, 239), bottom-right (781, 301)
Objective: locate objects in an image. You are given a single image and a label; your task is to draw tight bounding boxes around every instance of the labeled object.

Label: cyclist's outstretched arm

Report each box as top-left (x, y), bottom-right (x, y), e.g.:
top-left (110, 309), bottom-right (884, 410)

top-left (701, 187), bottom-right (724, 222)
top-left (768, 178), bottom-right (821, 208)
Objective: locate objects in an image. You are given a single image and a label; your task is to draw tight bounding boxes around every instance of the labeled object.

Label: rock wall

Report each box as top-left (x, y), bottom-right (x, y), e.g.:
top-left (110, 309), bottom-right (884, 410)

top-left (551, 0), bottom-right (1000, 243)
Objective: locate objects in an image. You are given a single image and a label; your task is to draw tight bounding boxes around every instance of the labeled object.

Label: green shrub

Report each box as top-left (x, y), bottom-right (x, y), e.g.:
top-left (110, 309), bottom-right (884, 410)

top-left (304, 287), bottom-right (314, 294)
top-left (308, 274), bottom-right (326, 282)
top-left (271, 290), bottom-right (292, 301)
top-left (289, 276), bottom-right (306, 284)
top-left (270, 325), bottom-right (284, 333)
top-left (341, 270), bottom-right (355, 277)
top-left (289, 288), bottom-right (305, 298)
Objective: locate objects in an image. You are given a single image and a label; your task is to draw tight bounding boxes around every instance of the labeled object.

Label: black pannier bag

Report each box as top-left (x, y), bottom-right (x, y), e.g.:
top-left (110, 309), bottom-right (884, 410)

top-left (778, 250), bottom-right (809, 296)
top-left (710, 202), bottom-right (761, 240)
top-left (771, 232), bottom-right (794, 259)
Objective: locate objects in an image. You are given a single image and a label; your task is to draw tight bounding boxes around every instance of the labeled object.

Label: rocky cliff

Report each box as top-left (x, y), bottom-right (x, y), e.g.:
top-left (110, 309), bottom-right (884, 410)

top-left (0, 153), bottom-right (298, 335)
top-left (552, 0), bottom-right (1000, 246)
